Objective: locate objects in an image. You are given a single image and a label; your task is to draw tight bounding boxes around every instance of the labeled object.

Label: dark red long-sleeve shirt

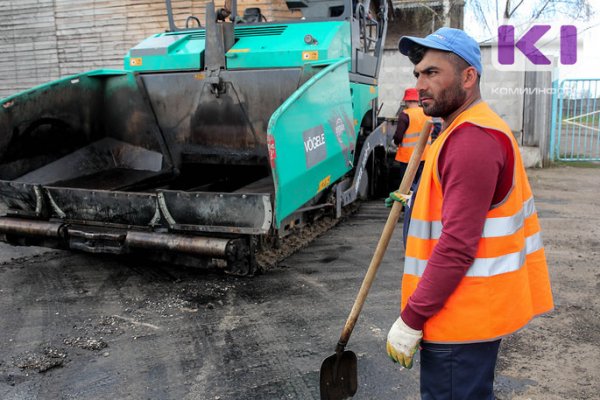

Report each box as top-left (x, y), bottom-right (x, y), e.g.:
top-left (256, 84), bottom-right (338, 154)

top-left (401, 123), bottom-right (515, 331)
top-left (393, 112), bottom-right (410, 145)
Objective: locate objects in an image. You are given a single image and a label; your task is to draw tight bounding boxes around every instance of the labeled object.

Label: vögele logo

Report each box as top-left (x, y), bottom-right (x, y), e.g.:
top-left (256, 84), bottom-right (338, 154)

top-left (492, 24), bottom-right (580, 72)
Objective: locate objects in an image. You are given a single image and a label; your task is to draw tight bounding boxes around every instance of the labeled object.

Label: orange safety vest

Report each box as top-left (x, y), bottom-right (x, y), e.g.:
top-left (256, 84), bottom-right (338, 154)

top-left (401, 101), bottom-right (553, 343)
top-left (395, 107), bottom-right (431, 163)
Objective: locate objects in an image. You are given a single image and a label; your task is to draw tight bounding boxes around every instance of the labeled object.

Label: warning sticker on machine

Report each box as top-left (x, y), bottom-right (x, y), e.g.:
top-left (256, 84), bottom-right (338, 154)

top-left (303, 125), bottom-right (326, 169)
top-left (302, 51), bottom-right (319, 61)
top-left (318, 175), bottom-right (331, 192)
top-left (328, 113), bottom-right (354, 167)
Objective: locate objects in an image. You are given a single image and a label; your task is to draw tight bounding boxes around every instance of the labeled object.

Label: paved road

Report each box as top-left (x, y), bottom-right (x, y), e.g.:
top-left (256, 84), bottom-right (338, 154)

top-left (0, 201), bottom-right (421, 399)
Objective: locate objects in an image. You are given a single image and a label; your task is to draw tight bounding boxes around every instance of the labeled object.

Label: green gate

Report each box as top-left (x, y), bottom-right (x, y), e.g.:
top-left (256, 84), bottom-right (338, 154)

top-left (551, 79), bottom-right (600, 161)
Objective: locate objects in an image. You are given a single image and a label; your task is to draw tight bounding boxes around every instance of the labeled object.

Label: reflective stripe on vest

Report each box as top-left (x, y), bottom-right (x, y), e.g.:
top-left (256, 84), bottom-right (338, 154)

top-left (401, 101), bottom-right (554, 343)
top-left (397, 140), bottom-right (432, 149)
top-left (395, 107), bottom-right (430, 163)
top-left (405, 231), bottom-right (544, 277)
top-left (407, 197), bottom-right (537, 240)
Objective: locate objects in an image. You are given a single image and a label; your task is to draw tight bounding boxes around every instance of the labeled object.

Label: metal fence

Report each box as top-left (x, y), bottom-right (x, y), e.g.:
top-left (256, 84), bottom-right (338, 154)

top-left (551, 79), bottom-right (600, 161)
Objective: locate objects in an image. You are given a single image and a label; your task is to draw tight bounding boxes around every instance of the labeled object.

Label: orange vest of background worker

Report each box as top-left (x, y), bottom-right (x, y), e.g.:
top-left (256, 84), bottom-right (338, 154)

top-left (401, 102), bottom-right (554, 343)
top-left (394, 88), bottom-right (430, 163)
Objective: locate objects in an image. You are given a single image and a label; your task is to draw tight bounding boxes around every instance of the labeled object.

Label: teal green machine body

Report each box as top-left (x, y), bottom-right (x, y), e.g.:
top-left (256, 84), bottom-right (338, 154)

top-left (0, 0), bottom-right (390, 273)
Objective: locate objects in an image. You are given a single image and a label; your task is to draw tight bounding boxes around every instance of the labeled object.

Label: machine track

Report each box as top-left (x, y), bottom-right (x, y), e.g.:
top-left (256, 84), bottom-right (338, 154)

top-left (256, 203), bottom-right (360, 271)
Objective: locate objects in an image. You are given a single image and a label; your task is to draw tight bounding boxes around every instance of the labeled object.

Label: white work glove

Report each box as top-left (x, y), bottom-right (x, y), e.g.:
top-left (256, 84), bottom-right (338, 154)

top-left (386, 316), bottom-right (423, 369)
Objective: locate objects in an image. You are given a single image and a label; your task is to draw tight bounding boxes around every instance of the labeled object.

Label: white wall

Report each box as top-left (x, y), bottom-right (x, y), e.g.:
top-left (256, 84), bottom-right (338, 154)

top-left (378, 45), bottom-right (525, 136)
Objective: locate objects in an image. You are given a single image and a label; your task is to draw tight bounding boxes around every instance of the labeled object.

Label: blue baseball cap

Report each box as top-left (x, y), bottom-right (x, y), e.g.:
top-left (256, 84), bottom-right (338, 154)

top-left (398, 27), bottom-right (482, 75)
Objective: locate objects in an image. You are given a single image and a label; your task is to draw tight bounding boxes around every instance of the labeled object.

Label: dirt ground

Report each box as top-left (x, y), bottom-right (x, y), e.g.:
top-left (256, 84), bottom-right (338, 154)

top-left (0, 165), bottom-right (598, 399)
top-left (495, 166), bottom-right (600, 400)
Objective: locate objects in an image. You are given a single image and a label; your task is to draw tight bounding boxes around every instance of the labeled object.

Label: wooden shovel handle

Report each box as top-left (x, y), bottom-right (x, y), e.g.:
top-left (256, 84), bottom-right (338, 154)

top-left (337, 120), bottom-right (433, 347)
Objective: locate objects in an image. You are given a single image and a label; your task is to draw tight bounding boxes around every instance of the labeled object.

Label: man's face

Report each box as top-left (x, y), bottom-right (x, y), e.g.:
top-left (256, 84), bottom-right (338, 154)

top-left (413, 49), bottom-right (466, 118)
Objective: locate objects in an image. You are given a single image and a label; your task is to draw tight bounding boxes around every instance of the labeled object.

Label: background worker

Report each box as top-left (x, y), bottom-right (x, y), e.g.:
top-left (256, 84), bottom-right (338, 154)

top-left (385, 27), bottom-right (554, 399)
top-left (386, 89), bottom-right (440, 208)
top-left (388, 88), bottom-right (429, 194)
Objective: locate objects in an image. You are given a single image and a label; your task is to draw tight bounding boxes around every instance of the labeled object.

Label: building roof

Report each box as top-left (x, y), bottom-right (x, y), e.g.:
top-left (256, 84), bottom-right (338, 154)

top-left (391, 0), bottom-right (443, 11)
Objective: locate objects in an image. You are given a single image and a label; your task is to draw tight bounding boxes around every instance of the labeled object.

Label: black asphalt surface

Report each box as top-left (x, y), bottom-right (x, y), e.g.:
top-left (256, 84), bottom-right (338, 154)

top-left (0, 201), bottom-right (421, 399)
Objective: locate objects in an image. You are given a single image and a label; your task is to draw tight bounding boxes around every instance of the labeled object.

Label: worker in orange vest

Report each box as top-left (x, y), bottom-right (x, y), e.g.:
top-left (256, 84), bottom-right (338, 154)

top-left (386, 89), bottom-right (440, 207)
top-left (386, 88), bottom-right (430, 204)
top-left (385, 27), bottom-right (554, 399)
top-left (394, 88), bottom-right (430, 163)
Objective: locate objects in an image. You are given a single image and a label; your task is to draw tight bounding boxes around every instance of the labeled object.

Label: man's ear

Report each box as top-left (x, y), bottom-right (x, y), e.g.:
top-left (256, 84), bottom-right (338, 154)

top-left (463, 66), bottom-right (478, 89)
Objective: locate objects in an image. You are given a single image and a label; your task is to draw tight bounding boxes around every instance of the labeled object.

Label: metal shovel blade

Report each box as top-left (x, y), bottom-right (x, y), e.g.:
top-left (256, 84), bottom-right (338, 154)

top-left (319, 350), bottom-right (358, 400)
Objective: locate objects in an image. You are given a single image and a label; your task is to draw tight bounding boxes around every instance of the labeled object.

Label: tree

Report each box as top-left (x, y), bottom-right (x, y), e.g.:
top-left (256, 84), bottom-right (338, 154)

top-left (467, 0), bottom-right (595, 42)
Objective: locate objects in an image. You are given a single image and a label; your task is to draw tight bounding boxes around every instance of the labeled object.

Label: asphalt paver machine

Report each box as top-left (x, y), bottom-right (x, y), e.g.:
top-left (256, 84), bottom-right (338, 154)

top-left (0, 0), bottom-right (390, 274)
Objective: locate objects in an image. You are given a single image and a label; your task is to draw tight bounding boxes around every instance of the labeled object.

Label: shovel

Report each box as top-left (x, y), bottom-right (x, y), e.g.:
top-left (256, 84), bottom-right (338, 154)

top-left (319, 120), bottom-right (433, 400)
